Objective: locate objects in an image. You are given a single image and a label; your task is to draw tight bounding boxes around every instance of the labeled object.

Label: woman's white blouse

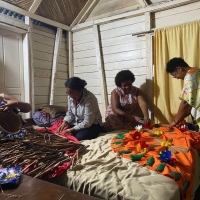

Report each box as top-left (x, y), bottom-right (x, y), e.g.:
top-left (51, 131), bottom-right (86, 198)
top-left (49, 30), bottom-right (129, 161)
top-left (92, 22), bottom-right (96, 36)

top-left (64, 88), bottom-right (102, 130)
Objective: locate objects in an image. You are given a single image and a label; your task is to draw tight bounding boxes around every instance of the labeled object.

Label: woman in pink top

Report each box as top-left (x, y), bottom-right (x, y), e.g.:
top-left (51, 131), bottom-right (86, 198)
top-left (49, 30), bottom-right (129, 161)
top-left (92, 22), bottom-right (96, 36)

top-left (104, 70), bottom-right (150, 131)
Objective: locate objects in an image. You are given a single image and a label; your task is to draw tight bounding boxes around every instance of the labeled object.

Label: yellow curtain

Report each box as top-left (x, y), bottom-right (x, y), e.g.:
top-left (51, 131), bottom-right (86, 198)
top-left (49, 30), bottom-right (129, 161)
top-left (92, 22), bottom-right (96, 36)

top-left (154, 21), bottom-right (200, 123)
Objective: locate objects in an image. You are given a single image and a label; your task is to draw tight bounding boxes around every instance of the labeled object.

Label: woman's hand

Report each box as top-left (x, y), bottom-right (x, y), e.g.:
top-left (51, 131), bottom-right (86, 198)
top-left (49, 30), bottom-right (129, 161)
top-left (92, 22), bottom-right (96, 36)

top-left (0, 93), bottom-right (18, 111)
top-left (58, 121), bottom-right (68, 133)
top-left (62, 128), bottom-right (74, 134)
top-left (144, 116), bottom-right (150, 125)
top-left (169, 121), bottom-right (177, 129)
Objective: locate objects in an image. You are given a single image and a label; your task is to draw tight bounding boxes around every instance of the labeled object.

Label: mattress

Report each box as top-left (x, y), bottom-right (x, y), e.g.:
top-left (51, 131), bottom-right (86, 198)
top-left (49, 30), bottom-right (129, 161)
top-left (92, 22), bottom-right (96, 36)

top-left (51, 131), bottom-right (200, 200)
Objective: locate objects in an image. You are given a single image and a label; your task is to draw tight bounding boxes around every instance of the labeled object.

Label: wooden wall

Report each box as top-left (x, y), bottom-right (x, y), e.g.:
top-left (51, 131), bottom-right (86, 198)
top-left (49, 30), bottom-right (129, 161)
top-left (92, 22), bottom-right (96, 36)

top-left (153, 1), bottom-right (200, 29)
top-left (73, 28), bottom-right (102, 111)
top-left (32, 25), bottom-right (68, 110)
top-left (72, 0), bottom-right (200, 118)
top-left (100, 15), bottom-right (146, 103)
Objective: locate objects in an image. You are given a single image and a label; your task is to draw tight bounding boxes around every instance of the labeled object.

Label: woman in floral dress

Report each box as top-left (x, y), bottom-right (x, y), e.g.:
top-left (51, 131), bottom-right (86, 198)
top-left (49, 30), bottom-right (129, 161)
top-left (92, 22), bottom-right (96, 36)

top-left (104, 70), bottom-right (150, 131)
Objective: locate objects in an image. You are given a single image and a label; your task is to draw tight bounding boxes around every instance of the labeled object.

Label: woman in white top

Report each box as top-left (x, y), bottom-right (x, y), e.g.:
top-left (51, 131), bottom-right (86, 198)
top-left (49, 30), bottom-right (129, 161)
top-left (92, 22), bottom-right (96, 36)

top-left (58, 77), bottom-right (102, 140)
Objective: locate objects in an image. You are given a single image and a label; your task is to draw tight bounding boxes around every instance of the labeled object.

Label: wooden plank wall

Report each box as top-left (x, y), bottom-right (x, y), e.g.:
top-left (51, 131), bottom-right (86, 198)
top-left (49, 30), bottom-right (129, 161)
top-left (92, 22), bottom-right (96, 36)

top-left (32, 25), bottom-right (68, 110)
top-left (54, 33), bottom-right (68, 107)
top-left (73, 28), bottom-right (102, 112)
top-left (86, 0), bottom-right (140, 22)
top-left (100, 15), bottom-right (146, 104)
top-left (153, 1), bottom-right (200, 28)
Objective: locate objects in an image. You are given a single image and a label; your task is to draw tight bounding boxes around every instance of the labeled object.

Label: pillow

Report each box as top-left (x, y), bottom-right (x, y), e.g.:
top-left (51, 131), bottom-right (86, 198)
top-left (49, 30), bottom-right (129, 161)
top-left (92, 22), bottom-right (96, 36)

top-left (40, 105), bottom-right (67, 119)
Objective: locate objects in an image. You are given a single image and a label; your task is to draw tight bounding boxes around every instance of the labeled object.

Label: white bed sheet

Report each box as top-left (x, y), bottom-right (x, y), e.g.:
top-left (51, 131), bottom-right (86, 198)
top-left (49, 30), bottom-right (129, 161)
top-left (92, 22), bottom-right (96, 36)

top-left (52, 131), bottom-right (200, 200)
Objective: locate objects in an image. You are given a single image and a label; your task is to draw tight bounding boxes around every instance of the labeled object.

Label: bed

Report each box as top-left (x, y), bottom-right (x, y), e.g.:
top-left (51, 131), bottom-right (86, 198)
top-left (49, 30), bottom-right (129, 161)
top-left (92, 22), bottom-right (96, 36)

top-left (50, 130), bottom-right (200, 200)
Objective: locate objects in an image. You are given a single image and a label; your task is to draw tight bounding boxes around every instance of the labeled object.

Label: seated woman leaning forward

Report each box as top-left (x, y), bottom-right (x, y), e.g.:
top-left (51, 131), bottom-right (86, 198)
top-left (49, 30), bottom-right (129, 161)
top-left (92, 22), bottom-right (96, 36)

top-left (57, 77), bottom-right (102, 140)
top-left (104, 70), bottom-right (150, 131)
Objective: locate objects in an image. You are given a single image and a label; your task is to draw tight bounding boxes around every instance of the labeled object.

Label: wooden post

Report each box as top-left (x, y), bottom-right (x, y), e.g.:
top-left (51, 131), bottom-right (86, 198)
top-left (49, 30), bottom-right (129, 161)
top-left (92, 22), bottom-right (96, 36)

top-left (68, 31), bottom-right (74, 78)
top-left (93, 25), bottom-right (108, 119)
top-left (50, 28), bottom-right (62, 105)
top-left (145, 12), bottom-right (154, 120)
top-left (24, 16), bottom-right (34, 117)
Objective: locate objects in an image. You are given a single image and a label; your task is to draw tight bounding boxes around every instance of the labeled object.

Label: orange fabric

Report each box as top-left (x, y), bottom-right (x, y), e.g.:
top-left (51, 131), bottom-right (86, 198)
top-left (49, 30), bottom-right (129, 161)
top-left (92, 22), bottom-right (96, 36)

top-left (110, 127), bottom-right (200, 200)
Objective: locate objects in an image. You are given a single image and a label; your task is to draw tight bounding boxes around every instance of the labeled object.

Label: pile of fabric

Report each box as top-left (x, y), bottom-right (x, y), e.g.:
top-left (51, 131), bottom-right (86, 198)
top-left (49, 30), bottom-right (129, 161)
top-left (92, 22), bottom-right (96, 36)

top-left (32, 105), bottom-right (67, 127)
top-left (110, 125), bottom-right (200, 200)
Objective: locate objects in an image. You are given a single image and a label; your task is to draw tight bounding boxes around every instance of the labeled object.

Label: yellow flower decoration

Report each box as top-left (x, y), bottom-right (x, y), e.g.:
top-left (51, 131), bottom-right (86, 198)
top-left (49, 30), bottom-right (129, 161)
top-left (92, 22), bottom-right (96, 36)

top-left (154, 130), bottom-right (163, 136)
top-left (161, 141), bottom-right (172, 147)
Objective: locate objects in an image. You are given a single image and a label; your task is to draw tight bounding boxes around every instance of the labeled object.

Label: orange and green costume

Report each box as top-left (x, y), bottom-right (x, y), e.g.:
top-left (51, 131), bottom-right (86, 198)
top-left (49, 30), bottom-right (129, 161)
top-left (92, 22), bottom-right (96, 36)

top-left (110, 127), bottom-right (200, 200)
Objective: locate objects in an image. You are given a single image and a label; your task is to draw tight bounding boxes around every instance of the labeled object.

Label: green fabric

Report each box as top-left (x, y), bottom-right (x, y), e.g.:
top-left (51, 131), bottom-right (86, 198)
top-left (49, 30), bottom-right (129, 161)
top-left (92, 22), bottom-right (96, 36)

top-left (156, 163), bottom-right (166, 171)
top-left (183, 180), bottom-right (190, 196)
top-left (145, 156), bottom-right (155, 166)
top-left (130, 154), bottom-right (144, 162)
top-left (170, 171), bottom-right (182, 181)
top-left (119, 150), bottom-right (132, 155)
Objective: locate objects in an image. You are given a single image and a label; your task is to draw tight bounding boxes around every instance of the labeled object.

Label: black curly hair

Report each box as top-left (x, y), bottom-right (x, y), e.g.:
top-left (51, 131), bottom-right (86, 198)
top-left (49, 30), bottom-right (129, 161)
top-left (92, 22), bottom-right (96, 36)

top-left (166, 57), bottom-right (189, 73)
top-left (115, 70), bottom-right (135, 87)
top-left (65, 77), bottom-right (87, 90)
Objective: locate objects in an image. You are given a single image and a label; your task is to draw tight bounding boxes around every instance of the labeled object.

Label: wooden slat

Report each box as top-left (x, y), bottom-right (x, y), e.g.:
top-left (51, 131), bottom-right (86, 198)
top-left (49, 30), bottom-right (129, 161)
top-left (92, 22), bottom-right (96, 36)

top-left (35, 95), bottom-right (49, 104)
top-left (57, 63), bottom-right (68, 72)
top-left (100, 15), bottom-right (145, 32)
top-left (73, 33), bottom-right (95, 44)
top-left (54, 95), bottom-right (68, 103)
top-left (93, 25), bottom-right (108, 117)
top-left (34, 86), bottom-right (49, 95)
top-left (101, 22), bottom-right (145, 39)
top-left (74, 49), bottom-right (96, 59)
top-left (32, 28), bottom-right (55, 39)
top-left (58, 55), bottom-right (68, 65)
top-left (101, 35), bottom-right (145, 48)
top-left (32, 33), bottom-right (55, 46)
top-left (104, 58), bottom-right (146, 70)
top-left (50, 28), bottom-right (62, 105)
top-left (29, 0), bottom-right (43, 13)
top-left (32, 41), bottom-right (54, 54)
top-left (74, 65), bottom-right (98, 73)
top-left (73, 41), bottom-right (95, 52)
top-left (56, 71), bottom-right (68, 80)
top-left (34, 68), bottom-right (51, 78)
top-left (103, 49), bottom-right (146, 64)
top-left (74, 57), bottom-right (97, 67)
top-left (33, 59), bottom-right (52, 70)
top-left (68, 31), bottom-right (74, 77)
top-left (102, 41), bottom-right (146, 55)
top-left (33, 50), bottom-right (53, 62)
top-left (74, 72), bottom-right (99, 79)
top-left (34, 77), bottom-right (51, 87)
top-left (105, 66), bottom-right (146, 77)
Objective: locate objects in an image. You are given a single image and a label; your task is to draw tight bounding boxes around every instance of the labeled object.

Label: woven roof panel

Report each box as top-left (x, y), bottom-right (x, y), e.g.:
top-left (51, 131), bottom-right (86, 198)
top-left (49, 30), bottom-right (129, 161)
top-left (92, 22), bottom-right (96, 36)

top-left (36, 0), bottom-right (88, 26)
top-left (3, 0), bottom-right (34, 10)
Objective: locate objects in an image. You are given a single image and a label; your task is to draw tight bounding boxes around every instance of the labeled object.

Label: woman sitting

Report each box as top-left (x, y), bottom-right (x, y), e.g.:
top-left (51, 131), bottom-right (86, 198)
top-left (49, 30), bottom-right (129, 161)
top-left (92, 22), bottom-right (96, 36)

top-left (104, 70), bottom-right (150, 131)
top-left (58, 77), bottom-right (102, 140)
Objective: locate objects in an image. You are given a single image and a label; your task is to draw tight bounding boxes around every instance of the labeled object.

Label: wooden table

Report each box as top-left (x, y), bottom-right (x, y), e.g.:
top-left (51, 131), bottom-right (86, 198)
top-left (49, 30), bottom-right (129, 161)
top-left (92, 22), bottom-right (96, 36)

top-left (0, 175), bottom-right (101, 200)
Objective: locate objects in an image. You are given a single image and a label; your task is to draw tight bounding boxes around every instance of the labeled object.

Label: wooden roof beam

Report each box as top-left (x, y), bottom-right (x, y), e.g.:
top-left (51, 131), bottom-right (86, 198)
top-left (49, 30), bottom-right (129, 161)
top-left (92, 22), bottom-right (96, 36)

top-left (138, 0), bottom-right (148, 7)
top-left (0, 0), bottom-right (71, 31)
top-left (70, 0), bottom-right (100, 28)
top-left (29, 0), bottom-right (43, 13)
